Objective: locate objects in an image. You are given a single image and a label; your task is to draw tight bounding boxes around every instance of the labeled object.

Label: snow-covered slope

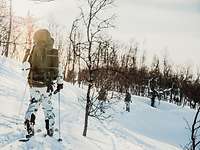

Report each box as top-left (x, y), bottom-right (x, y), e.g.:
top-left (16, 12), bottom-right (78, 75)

top-left (0, 56), bottom-right (195, 150)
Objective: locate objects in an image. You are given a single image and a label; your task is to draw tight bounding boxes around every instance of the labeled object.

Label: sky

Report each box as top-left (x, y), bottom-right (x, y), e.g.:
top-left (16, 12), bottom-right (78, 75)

top-left (12, 0), bottom-right (200, 68)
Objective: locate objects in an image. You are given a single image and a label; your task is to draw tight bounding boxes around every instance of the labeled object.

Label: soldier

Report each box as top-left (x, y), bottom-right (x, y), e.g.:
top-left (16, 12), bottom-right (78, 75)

top-left (23, 29), bottom-right (63, 138)
top-left (149, 77), bottom-right (158, 107)
top-left (124, 91), bottom-right (132, 112)
top-left (97, 88), bottom-right (107, 113)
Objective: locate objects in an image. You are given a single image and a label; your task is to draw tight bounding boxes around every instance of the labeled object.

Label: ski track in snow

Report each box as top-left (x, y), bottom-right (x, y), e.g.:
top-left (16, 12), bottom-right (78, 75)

top-left (0, 56), bottom-right (195, 150)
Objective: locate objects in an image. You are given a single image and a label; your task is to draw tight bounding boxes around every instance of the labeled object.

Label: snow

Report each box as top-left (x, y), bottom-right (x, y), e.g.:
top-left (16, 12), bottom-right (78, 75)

top-left (0, 56), bottom-right (196, 150)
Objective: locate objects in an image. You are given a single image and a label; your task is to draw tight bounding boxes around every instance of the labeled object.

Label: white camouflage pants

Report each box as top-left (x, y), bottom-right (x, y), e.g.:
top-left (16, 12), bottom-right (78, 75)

top-left (25, 87), bottom-right (55, 130)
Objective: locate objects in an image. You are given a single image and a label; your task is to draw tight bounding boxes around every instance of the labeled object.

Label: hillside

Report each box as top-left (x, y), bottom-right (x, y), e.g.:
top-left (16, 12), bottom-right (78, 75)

top-left (0, 56), bottom-right (195, 150)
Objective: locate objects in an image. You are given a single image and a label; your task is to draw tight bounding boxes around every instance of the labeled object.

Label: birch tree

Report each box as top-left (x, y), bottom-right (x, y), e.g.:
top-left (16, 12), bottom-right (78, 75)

top-left (70, 0), bottom-right (115, 136)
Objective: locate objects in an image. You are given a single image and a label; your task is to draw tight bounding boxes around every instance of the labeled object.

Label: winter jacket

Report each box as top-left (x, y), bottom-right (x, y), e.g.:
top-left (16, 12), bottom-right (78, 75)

top-left (125, 92), bottom-right (131, 102)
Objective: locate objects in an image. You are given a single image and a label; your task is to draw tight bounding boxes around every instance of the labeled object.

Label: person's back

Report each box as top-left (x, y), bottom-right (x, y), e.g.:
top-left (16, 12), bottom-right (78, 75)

top-left (28, 29), bottom-right (58, 87)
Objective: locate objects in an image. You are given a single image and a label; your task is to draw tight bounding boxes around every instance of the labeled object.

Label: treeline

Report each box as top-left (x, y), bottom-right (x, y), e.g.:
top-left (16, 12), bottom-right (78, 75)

top-left (65, 40), bottom-right (200, 110)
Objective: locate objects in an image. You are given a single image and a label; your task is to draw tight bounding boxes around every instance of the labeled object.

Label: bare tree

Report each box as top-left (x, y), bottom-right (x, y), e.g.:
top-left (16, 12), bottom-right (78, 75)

top-left (68, 19), bottom-right (81, 84)
top-left (23, 12), bottom-right (36, 62)
top-left (0, 0), bottom-right (9, 55)
top-left (185, 106), bottom-right (200, 150)
top-left (70, 0), bottom-right (115, 136)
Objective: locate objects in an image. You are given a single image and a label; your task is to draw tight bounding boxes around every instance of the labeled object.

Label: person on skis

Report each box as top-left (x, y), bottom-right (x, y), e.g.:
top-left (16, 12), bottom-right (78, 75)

top-left (124, 90), bottom-right (132, 112)
top-left (149, 77), bottom-right (158, 107)
top-left (23, 29), bottom-right (63, 138)
top-left (97, 87), bottom-right (107, 113)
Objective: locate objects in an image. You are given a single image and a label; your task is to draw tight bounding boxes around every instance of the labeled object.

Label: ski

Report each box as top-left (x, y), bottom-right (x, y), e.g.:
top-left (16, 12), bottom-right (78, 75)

top-left (18, 128), bottom-right (42, 142)
top-left (43, 133), bottom-right (62, 142)
top-left (19, 138), bottom-right (30, 142)
top-left (18, 135), bottom-right (32, 142)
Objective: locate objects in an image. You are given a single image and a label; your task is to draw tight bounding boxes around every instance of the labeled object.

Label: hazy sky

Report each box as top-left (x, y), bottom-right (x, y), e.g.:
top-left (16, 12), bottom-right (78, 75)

top-left (13, 0), bottom-right (200, 67)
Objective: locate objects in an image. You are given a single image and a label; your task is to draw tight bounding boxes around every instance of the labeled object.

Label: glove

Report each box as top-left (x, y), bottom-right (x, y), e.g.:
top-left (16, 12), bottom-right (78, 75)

top-left (57, 83), bottom-right (63, 91)
top-left (54, 83), bottom-right (63, 94)
top-left (47, 83), bottom-right (54, 93)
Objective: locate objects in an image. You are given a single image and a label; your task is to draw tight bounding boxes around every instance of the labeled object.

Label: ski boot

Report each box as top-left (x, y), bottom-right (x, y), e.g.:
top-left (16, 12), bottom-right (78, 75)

top-left (24, 114), bottom-right (35, 138)
top-left (47, 128), bottom-right (54, 137)
top-left (45, 120), bottom-right (54, 137)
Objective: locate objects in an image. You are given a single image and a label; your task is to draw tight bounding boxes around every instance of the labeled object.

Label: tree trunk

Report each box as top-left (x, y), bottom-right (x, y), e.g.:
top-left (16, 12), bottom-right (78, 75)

top-left (78, 46), bottom-right (81, 87)
top-left (5, 0), bottom-right (12, 57)
top-left (191, 107), bottom-right (200, 150)
top-left (83, 83), bottom-right (92, 136)
top-left (63, 62), bottom-right (68, 80)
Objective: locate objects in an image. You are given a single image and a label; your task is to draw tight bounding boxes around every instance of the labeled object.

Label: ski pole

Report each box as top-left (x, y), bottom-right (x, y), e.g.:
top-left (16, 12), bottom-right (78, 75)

top-left (58, 91), bottom-right (62, 142)
top-left (18, 81), bottom-right (28, 117)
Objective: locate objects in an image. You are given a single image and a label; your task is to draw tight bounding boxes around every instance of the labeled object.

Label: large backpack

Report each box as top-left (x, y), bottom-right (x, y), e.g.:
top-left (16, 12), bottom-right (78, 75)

top-left (28, 29), bottom-right (58, 86)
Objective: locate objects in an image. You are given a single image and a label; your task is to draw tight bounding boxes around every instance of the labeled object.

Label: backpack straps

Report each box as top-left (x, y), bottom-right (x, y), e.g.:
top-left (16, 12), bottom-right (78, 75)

top-left (23, 49), bottom-right (31, 63)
